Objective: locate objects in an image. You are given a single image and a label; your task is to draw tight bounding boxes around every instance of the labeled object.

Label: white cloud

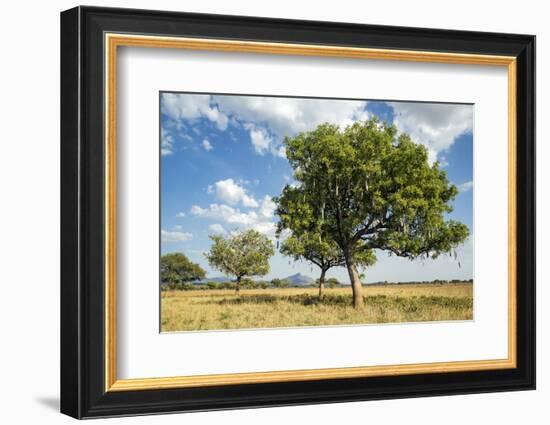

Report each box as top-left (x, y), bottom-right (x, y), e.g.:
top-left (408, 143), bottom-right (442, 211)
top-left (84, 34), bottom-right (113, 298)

top-left (176, 212), bottom-right (186, 218)
top-left (181, 133), bottom-right (193, 142)
top-left (172, 224), bottom-right (183, 231)
top-left (251, 221), bottom-right (276, 236)
top-left (202, 138), bottom-right (213, 151)
top-left (215, 96), bottom-right (369, 157)
top-left (161, 93), bottom-right (229, 130)
top-left (161, 127), bottom-right (174, 156)
top-left (457, 181), bottom-right (473, 192)
top-left (161, 229), bottom-right (193, 242)
top-left (244, 124), bottom-right (272, 155)
top-left (389, 102), bottom-right (473, 164)
top-left (191, 204), bottom-right (258, 226)
top-left (191, 199), bottom-right (276, 238)
top-left (208, 223), bottom-right (226, 235)
top-left (215, 96), bottom-right (368, 137)
top-left (258, 195), bottom-right (276, 219)
top-left (274, 146), bottom-right (286, 158)
top-left (209, 178), bottom-right (258, 208)
top-left (163, 93), bottom-right (369, 158)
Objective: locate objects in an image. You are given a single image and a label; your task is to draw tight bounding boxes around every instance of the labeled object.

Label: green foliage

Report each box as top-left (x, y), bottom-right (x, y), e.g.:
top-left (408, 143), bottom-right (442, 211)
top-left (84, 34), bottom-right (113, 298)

top-left (220, 281), bottom-right (236, 290)
top-left (315, 277), bottom-right (341, 288)
top-left (161, 282), bottom-right (196, 291)
top-left (326, 277), bottom-right (341, 288)
top-left (270, 278), bottom-right (282, 287)
top-left (205, 229), bottom-right (275, 288)
top-left (271, 278), bottom-right (290, 288)
top-left (244, 278), bottom-right (262, 289)
top-left (276, 118), bottom-right (469, 261)
top-left (160, 252), bottom-right (206, 285)
top-left (280, 231), bottom-right (345, 269)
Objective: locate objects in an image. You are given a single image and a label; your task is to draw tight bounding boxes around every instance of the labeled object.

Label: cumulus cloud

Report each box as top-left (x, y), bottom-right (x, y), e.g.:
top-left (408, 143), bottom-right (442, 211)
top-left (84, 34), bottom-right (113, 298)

top-left (208, 223), bottom-right (226, 235)
top-left (161, 93), bottom-right (369, 158)
top-left (181, 133), bottom-right (193, 142)
top-left (161, 93), bottom-right (229, 130)
top-left (215, 96), bottom-right (368, 137)
top-left (251, 221), bottom-right (276, 236)
top-left (215, 96), bottom-right (369, 157)
top-left (389, 102), bottom-right (473, 164)
top-left (208, 178), bottom-right (258, 208)
top-left (274, 146), bottom-right (286, 158)
top-left (190, 197), bottom-right (277, 238)
top-left (244, 124), bottom-right (273, 155)
top-left (457, 181), bottom-right (473, 192)
top-left (161, 127), bottom-right (174, 156)
top-left (176, 212), bottom-right (186, 218)
top-left (161, 229), bottom-right (193, 242)
top-left (202, 138), bottom-right (213, 151)
top-left (258, 195), bottom-right (276, 219)
top-left (191, 204), bottom-right (258, 226)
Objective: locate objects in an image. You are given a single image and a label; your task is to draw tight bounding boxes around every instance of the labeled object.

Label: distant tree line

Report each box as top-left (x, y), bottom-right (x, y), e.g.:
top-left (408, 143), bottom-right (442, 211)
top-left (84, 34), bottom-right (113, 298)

top-left (367, 279), bottom-right (473, 286)
top-left (160, 252), bottom-right (472, 292)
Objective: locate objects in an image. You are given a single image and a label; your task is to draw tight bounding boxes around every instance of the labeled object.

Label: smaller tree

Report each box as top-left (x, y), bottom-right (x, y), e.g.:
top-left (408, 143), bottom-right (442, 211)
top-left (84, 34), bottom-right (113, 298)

top-left (326, 277), bottom-right (341, 289)
top-left (280, 232), bottom-right (344, 297)
top-left (271, 278), bottom-right (290, 288)
top-left (241, 278), bottom-right (258, 289)
top-left (280, 279), bottom-right (291, 288)
top-left (280, 232), bottom-right (376, 297)
top-left (206, 281), bottom-right (219, 290)
top-left (205, 229), bottom-right (275, 294)
top-left (160, 253), bottom-right (206, 287)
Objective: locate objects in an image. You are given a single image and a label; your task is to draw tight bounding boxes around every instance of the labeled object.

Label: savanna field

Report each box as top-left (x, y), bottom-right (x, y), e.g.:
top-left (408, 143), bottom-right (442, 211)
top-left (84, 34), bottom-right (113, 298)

top-left (161, 283), bottom-right (473, 332)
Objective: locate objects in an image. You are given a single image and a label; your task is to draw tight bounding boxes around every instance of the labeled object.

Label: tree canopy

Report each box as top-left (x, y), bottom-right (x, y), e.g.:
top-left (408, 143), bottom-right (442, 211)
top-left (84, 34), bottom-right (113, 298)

top-left (160, 252), bottom-right (206, 286)
top-left (205, 229), bottom-right (275, 293)
top-left (275, 118), bottom-right (469, 308)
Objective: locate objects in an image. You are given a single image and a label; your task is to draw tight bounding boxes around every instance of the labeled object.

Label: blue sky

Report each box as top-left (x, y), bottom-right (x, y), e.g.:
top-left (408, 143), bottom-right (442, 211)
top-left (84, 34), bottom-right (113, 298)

top-left (160, 93), bottom-right (473, 283)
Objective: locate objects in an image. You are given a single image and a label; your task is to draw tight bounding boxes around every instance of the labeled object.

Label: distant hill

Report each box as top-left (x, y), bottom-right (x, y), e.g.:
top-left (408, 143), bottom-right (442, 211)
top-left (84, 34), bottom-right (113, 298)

top-left (200, 276), bottom-right (233, 284)
top-left (283, 273), bottom-right (315, 286)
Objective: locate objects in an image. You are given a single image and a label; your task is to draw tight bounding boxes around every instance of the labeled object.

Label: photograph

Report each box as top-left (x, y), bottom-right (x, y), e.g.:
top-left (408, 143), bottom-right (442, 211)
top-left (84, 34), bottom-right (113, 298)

top-left (159, 92), bottom-right (474, 332)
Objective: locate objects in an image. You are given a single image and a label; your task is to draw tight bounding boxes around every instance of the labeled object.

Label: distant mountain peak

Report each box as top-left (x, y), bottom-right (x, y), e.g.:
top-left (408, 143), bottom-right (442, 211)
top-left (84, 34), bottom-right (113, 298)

top-left (283, 273), bottom-right (314, 286)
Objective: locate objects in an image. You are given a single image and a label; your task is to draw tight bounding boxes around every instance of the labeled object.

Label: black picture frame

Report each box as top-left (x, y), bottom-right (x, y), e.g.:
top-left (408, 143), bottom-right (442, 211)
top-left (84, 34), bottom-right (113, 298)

top-left (61, 5), bottom-right (535, 419)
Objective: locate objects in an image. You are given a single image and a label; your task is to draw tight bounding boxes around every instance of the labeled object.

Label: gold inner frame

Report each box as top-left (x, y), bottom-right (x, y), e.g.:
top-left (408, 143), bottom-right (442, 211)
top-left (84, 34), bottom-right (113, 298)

top-left (104, 33), bottom-right (517, 392)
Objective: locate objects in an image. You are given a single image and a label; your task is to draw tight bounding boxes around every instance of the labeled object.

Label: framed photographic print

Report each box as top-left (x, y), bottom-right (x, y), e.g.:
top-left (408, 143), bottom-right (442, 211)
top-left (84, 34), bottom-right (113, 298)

top-left (60, 6), bottom-right (536, 419)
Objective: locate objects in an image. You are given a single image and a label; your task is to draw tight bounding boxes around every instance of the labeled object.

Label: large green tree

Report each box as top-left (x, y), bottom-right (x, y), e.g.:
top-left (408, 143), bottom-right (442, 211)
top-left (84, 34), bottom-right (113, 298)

top-left (279, 231), bottom-right (375, 297)
top-left (205, 229), bottom-right (275, 294)
top-left (160, 253), bottom-right (206, 286)
top-left (275, 118), bottom-right (469, 308)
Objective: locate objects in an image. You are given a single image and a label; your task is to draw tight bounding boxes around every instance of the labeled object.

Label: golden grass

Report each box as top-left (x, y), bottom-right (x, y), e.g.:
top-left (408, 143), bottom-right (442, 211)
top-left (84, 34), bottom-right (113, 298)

top-left (161, 283), bottom-right (473, 332)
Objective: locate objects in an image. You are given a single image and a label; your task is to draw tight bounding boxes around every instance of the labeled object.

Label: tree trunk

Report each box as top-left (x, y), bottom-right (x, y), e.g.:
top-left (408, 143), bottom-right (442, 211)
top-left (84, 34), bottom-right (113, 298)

top-left (318, 268), bottom-right (326, 298)
top-left (345, 255), bottom-right (363, 309)
top-left (235, 276), bottom-right (241, 295)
